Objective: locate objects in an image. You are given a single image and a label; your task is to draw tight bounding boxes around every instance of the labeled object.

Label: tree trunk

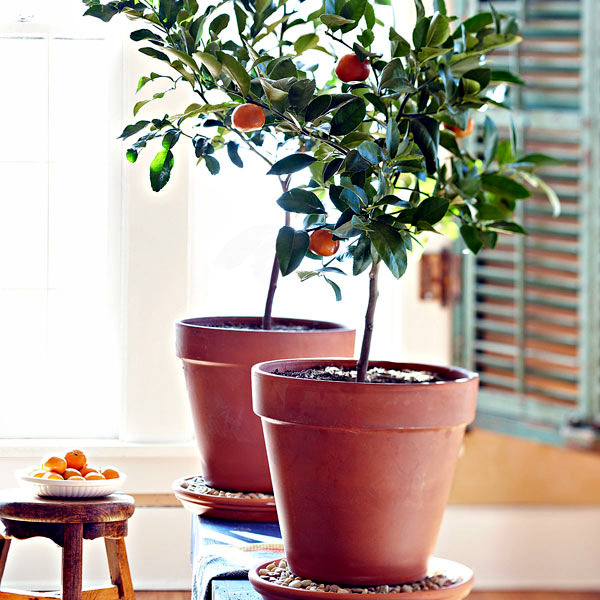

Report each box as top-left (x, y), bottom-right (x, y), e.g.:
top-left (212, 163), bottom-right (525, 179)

top-left (356, 260), bottom-right (380, 382)
top-left (262, 177), bottom-right (291, 330)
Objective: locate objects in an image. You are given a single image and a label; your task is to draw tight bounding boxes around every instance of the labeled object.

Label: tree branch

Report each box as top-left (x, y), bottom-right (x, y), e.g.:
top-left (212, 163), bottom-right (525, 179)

top-left (356, 259), bottom-right (380, 382)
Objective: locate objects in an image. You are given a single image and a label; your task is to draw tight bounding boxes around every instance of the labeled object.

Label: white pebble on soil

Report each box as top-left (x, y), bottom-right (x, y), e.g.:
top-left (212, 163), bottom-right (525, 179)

top-left (257, 561), bottom-right (457, 593)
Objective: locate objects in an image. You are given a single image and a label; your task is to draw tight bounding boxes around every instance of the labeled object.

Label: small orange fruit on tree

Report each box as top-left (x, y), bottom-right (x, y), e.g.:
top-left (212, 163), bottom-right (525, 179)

top-left (335, 53), bottom-right (370, 82)
top-left (42, 456), bottom-right (67, 474)
top-left (65, 449), bottom-right (87, 470)
top-left (309, 230), bottom-right (340, 257)
top-left (232, 104), bottom-right (266, 132)
top-left (443, 117), bottom-right (475, 138)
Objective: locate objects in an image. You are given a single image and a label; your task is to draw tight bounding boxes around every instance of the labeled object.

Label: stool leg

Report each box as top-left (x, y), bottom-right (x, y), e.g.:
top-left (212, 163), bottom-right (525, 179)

top-left (0, 535), bottom-right (11, 584)
top-left (62, 523), bottom-right (83, 600)
top-left (105, 537), bottom-right (135, 600)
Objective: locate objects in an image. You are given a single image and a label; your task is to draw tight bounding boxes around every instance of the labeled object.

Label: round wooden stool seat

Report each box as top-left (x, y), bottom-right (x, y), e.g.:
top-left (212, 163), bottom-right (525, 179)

top-left (0, 489), bottom-right (135, 524)
top-left (0, 489), bottom-right (136, 600)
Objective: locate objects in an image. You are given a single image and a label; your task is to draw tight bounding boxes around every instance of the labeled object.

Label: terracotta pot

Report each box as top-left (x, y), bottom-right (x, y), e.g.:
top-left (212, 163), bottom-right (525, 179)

top-left (252, 358), bottom-right (478, 585)
top-left (175, 317), bottom-right (355, 492)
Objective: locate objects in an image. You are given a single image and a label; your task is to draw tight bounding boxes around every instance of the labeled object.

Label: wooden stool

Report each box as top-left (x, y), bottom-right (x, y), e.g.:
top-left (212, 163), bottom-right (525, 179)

top-left (0, 490), bottom-right (136, 600)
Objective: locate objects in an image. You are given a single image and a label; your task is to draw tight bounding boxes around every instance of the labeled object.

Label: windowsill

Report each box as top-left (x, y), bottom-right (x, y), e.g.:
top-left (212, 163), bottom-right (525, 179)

top-left (0, 438), bottom-right (199, 459)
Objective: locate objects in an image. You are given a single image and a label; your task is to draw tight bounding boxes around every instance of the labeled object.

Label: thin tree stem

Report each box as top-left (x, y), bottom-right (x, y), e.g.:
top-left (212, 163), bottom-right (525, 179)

top-left (262, 177), bottom-right (291, 329)
top-left (356, 260), bottom-right (380, 382)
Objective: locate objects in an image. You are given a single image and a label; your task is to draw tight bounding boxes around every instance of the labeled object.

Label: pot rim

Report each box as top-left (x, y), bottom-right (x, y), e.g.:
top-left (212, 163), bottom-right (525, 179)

top-left (252, 358), bottom-right (477, 387)
top-left (176, 316), bottom-right (354, 333)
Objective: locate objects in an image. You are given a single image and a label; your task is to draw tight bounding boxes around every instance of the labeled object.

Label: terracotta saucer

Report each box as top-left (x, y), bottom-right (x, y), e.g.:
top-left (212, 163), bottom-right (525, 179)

top-left (172, 476), bottom-right (278, 522)
top-left (249, 557), bottom-right (473, 600)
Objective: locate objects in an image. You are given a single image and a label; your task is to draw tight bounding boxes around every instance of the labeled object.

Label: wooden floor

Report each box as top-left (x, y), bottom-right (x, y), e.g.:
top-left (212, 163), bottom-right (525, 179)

top-left (135, 592), bottom-right (600, 599)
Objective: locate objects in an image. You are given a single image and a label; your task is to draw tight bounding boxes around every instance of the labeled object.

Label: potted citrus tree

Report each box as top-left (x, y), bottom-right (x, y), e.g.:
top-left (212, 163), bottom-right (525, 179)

top-left (84, 0), bottom-right (559, 583)
top-left (83, 0), bottom-right (357, 493)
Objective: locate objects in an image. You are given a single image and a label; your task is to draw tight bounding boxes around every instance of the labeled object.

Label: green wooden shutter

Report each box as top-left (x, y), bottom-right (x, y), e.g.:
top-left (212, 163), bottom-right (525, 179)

top-left (454, 0), bottom-right (600, 446)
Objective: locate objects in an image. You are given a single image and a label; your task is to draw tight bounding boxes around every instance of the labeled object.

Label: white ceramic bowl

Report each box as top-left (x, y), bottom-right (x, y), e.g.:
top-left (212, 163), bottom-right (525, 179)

top-left (17, 470), bottom-right (126, 499)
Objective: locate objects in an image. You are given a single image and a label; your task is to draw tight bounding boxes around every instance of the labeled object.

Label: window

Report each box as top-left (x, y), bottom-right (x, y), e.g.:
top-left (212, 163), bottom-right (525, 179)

top-left (454, 0), bottom-right (600, 446)
top-left (0, 3), bottom-right (123, 438)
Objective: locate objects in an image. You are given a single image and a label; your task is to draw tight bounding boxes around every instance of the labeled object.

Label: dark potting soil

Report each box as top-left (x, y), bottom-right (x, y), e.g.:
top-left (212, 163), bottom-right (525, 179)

top-left (216, 322), bottom-right (314, 331)
top-left (273, 365), bottom-right (447, 384)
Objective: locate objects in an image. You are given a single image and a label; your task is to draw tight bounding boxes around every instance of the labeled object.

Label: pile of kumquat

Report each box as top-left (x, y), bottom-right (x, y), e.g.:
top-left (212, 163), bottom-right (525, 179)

top-left (28, 449), bottom-right (121, 481)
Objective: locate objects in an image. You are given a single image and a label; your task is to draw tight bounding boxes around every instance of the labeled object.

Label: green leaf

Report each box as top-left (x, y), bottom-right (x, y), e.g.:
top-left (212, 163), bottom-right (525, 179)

top-left (483, 115), bottom-right (498, 168)
top-left (364, 92), bottom-right (388, 117)
top-left (217, 52), bottom-right (251, 97)
top-left (439, 129), bottom-right (461, 156)
top-left (323, 276), bottom-right (342, 301)
top-left (330, 98), bottom-right (366, 136)
top-left (489, 221), bottom-right (527, 235)
top-left (210, 14), bottom-right (230, 38)
top-left (460, 13), bottom-right (493, 33)
top-left (412, 196), bottom-right (449, 225)
top-left (118, 120), bottom-right (150, 140)
top-left (149, 149), bottom-right (174, 192)
top-left (276, 226), bottom-right (310, 276)
top-left (357, 141), bottom-right (382, 164)
top-left (413, 0), bottom-right (425, 20)
top-left (368, 222), bottom-right (407, 279)
top-left (518, 171), bottom-right (561, 217)
top-left (126, 148), bottom-right (138, 163)
top-left (489, 1), bottom-right (501, 34)
top-left (234, 3), bottom-right (247, 34)
top-left (277, 188), bottom-right (326, 214)
top-left (162, 129), bottom-right (181, 150)
top-left (425, 12), bottom-right (450, 47)
top-left (386, 119), bottom-right (400, 158)
top-left (323, 158), bottom-right (344, 181)
top-left (139, 47), bottom-right (170, 62)
top-left (379, 58), bottom-right (414, 92)
top-left (268, 154), bottom-right (317, 175)
top-left (320, 14), bottom-right (355, 28)
top-left (294, 33), bottom-right (319, 54)
top-left (351, 236), bottom-right (372, 275)
top-left (305, 95), bottom-right (332, 122)
top-left (133, 99), bottom-right (151, 116)
top-left (227, 141), bottom-right (243, 168)
top-left (83, 5), bottom-right (119, 21)
top-left (131, 29), bottom-right (163, 42)
top-left (194, 52), bottom-right (222, 78)
top-left (514, 153), bottom-right (563, 168)
top-left (433, 0), bottom-right (447, 15)
top-left (344, 150), bottom-right (372, 172)
top-left (204, 155), bottom-right (220, 175)
top-left (496, 140), bottom-right (514, 165)
top-left (460, 225), bottom-right (483, 254)
top-left (481, 174), bottom-right (531, 200)
top-left (409, 116), bottom-right (439, 175)
top-left (490, 69), bottom-right (525, 85)
top-left (260, 80), bottom-right (289, 102)
top-left (389, 28), bottom-right (411, 57)
top-left (412, 17), bottom-right (429, 51)
top-left (288, 79), bottom-right (317, 110)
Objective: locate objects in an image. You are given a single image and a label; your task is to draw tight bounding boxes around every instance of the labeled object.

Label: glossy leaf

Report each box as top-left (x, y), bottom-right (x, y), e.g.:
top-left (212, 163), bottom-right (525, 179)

top-left (277, 188), bottom-right (326, 214)
top-left (227, 141), bottom-right (243, 168)
top-left (368, 222), bottom-right (407, 279)
top-left (412, 196), bottom-right (449, 225)
top-left (268, 154), bottom-right (317, 175)
top-left (276, 226), bottom-right (310, 276)
top-left (150, 149), bottom-right (174, 192)
top-left (330, 98), bottom-right (366, 136)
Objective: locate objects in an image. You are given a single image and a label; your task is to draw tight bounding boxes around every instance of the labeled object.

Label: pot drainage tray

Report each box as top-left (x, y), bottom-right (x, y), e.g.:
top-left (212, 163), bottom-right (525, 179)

top-left (249, 558), bottom-right (473, 600)
top-left (172, 475), bottom-right (277, 522)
